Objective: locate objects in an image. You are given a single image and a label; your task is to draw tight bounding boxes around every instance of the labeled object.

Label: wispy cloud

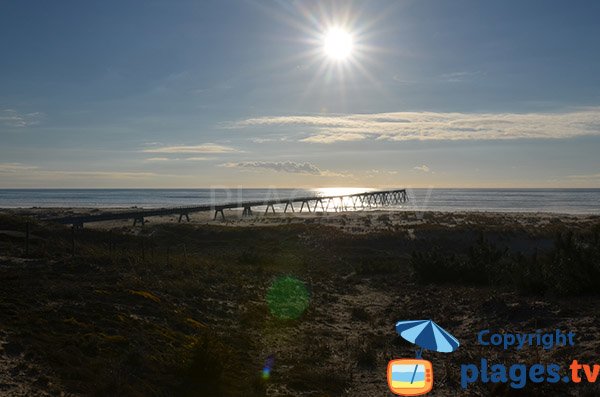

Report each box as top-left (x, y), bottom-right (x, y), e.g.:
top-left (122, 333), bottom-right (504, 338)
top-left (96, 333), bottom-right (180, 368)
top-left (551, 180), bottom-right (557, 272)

top-left (0, 162), bottom-right (160, 179)
top-left (221, 161), bottom-right (321, 174)
top-left (366, 169), bottom-right (399, 176)
top-left (220, 161), bottom-right (350, 177)
top-left (392, 70), bottom-right (485, 84)
top-left (0, 162), bottom-right (39, 172)
top-left (439, 70), bottom-right (486, 83)
top-left (233, 108), bottom-right (600, 143)
top-left (185, 157), bottom-right (210, 161)
top-left (145, 157), bottom-right (170, 162)
top-left (413, 165), bottom-right (431, 173)
top-left (0, 109), bottom-right (44, 128)
top-left (144, 156), bottom-right (211, 162)
top-left (142, 143), bottom-right (239, 154)
top-left (44, 171), bottom-right (159, 179)
top-left (250, 136), bottom-right (290, 143)
top-left (567, 173), bottom-right (600, 180)
top-left (301, 132), bottom-right (366, 143)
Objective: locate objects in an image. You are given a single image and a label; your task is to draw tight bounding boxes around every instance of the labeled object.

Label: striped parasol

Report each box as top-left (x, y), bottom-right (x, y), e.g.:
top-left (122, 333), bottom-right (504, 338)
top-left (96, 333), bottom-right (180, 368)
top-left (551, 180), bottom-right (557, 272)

top-left (395, 319), bottom-right (460, 354)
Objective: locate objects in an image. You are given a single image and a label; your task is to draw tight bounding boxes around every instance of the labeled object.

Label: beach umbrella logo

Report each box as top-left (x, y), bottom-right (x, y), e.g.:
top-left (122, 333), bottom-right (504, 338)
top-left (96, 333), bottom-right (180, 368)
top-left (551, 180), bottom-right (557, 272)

top-left (387, 320), bottom-right (459, 396)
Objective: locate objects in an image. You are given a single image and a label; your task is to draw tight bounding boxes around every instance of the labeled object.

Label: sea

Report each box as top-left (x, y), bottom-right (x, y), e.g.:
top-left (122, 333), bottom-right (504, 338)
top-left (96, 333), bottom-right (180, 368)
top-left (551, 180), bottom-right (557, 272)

top-left (0, 188), bottom-right (599, 215)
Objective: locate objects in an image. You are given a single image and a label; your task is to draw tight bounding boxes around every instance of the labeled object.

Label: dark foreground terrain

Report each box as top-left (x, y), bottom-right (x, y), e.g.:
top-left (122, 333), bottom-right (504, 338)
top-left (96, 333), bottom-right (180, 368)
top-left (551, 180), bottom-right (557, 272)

top-left (1, 211), bottom-right (600, 396)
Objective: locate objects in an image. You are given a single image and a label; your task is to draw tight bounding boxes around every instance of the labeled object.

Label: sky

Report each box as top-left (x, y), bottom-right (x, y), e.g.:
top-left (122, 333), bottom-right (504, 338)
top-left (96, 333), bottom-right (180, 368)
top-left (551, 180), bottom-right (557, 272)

top-left (1, 0), bottom-right (600, 188)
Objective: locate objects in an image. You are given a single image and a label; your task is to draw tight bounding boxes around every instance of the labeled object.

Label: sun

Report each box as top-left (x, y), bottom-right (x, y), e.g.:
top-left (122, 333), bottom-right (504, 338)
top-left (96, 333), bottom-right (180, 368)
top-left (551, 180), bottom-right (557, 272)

top-left (323, 27), bottom-right (353, 60)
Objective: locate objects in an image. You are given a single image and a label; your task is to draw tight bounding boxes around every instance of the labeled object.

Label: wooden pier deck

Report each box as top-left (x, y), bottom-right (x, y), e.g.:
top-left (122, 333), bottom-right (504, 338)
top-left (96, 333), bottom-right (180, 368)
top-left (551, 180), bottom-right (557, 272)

top-left (45, 189), bottom-right (408, 227)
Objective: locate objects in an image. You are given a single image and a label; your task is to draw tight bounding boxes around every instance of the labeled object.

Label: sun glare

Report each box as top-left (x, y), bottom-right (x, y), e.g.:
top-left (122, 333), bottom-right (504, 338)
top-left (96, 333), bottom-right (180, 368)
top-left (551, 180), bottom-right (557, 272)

top-left (323, 28), bottom-right (353, 60)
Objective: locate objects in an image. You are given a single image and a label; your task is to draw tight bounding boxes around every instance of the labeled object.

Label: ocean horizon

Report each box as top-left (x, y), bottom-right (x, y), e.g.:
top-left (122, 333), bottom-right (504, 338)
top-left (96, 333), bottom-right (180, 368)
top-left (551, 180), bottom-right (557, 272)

top-left (1, 188), bottom-right (599, 214)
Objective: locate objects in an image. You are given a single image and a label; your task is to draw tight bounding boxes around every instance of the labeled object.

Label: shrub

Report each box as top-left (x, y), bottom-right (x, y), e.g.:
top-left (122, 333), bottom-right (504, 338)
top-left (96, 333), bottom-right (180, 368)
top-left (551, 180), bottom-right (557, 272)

top-left (410, 235), bottom-right (508, 286)
top-left (410, 231), bottom-right (600, 296)
top-left (355, 256), bottom-right (404, 275)
top-left (542, 231), bottom-right (600, 295)
top-left (177, 333), bottom-right (266, 397)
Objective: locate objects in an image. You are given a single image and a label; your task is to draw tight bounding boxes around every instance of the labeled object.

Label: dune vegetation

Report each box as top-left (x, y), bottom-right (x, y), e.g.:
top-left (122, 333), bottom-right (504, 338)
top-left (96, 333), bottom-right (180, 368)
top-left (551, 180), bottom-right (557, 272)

top-left (1, 212), bottom-right (599, 396)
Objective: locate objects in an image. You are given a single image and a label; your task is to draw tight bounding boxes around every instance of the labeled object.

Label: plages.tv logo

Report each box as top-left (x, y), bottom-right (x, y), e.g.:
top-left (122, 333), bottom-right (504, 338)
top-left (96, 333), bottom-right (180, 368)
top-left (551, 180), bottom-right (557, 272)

top-left (388, 320), bottom-right (460, 396)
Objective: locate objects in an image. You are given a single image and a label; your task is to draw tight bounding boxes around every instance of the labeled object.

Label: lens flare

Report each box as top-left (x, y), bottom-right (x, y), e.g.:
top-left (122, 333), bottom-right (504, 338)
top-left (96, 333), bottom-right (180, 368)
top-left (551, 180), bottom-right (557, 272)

top-left (261, 355), bottom-right (275, 380)
top-left (266, 276), bottom-right (310, 320)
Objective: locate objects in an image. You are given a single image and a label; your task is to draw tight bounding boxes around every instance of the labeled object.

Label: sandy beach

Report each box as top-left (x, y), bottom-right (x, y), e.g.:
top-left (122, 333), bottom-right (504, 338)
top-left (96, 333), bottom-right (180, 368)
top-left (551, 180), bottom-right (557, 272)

top-left (1, 208), bottom-right (599, 396)
top-left (4, 205), bottom-right (599, 232)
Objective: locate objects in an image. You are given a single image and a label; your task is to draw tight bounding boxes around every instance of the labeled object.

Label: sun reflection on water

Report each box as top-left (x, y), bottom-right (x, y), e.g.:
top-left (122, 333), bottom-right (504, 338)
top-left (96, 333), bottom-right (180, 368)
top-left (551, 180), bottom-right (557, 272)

top-left (312, 187), bottom-right (374, 197)
top-left (309, 187), bottom-right (375, 211)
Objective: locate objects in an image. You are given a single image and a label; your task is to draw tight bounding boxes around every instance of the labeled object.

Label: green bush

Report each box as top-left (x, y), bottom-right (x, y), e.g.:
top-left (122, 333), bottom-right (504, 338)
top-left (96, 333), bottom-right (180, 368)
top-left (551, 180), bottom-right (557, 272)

top-left (542, 231), bottom-right (600, 295)
top-left (410, 235), bottom-right (508, 286)
top-left (410, 231), bottom-right (600, 296)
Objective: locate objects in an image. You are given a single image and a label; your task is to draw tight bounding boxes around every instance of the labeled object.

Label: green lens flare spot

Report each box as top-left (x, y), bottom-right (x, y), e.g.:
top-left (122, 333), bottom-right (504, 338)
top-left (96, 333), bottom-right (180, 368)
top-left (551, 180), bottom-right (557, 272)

top-left (266, 277), bottom-right (309, 320)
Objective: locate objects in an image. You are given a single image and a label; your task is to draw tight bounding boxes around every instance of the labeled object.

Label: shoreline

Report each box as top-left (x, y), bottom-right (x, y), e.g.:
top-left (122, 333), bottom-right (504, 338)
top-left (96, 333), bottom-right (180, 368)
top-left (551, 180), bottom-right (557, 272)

top-left (2, 207), bottom-right (599, 235)
top-left (2, 206), bottom-right (599, 216)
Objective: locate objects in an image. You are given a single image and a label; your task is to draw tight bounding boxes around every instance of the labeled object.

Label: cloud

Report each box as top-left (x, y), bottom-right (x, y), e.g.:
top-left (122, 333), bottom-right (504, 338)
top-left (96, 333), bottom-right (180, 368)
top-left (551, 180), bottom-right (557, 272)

top-left (185, 157), bottom-right (210, 161)
top-left (367, 169), bottom-right (399, 176)
top-left (43, 171), bottom-right (159, 179)
top-left (220, 161), bottom-right (350, 177)
top-left (250, 136), bottom-right (289, 143)
top-left (392, 70), bottom-right (485, 84)
top-left (0, 109), bottom-right (43, 128)
top-left (221, 161), bottom-right (321, 175)
top-left (144, 156), bottom-right (211, 162)
top-left (145, 157), bottom-right (170, 162)
top-left (300, 132), bottom-right (367, 143)
top-left (392, 75), bottom-right (413, 84)
top-left (142, 143), bottom-right (239, 154)
top-left (440, 70), bottom-right (485, 83)
top-left (567, 173), bottom-right (600, 180)
top-left (0, 163), bottom-right (38, 172)
top-left (232, 108), bottom-right (600, 143)
top-left (0, 163), bottom-right (160, 179)
top-left (319, 170), bottom-right (352, 178)
top-left (413, 165), bottom-right (431, 173)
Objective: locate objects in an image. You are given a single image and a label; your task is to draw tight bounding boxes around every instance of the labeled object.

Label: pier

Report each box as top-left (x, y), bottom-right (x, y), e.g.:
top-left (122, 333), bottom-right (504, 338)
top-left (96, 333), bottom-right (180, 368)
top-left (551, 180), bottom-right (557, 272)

top-left (45, 189), bottom-right (408, 227)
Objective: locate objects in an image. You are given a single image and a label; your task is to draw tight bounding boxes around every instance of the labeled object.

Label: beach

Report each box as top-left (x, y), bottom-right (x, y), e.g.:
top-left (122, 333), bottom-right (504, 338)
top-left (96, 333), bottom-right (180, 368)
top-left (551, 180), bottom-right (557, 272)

top-left (3, 205), bottom-right (599, 231)
top-left (1, 208), bottom-right (599, 396)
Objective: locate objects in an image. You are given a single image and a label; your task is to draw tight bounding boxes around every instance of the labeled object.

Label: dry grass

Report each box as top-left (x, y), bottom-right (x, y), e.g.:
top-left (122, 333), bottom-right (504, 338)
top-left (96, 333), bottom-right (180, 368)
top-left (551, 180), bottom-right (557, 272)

top-left (0, 213), bottom-right (599, 396)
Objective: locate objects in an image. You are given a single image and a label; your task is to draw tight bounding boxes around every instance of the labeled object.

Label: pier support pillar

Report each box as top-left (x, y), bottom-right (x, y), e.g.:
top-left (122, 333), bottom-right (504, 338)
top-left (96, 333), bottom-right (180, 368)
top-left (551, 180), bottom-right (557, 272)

top-left (284, 202), bottom-right (295, 213)
top-left (242, 207), bottom-right (253, 217)
top-left (299, 201), bottom-right (311, 213)
top-left (314, 199), bottom-right (326, 213)
top-left (214, 209), bottom-right (225, 221)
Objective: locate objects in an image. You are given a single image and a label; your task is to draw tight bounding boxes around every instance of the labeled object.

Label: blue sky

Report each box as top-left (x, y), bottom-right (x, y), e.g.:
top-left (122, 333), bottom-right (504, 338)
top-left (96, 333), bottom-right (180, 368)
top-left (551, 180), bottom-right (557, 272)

top-left (1, 0), bottom-right (599, 188)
